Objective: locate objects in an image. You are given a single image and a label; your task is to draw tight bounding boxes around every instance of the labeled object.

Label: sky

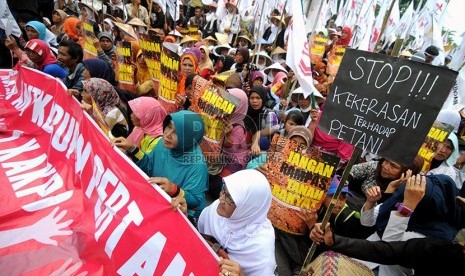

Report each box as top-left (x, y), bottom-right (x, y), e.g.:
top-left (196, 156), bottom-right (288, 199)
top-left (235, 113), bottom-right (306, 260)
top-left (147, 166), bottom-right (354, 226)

top-left (442, 0), bottom-right (465, 45)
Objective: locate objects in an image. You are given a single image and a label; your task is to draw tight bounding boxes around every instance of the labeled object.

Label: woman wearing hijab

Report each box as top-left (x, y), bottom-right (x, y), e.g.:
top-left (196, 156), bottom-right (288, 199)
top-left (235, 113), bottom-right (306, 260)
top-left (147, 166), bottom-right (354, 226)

top-left (427, 133), bottom-right (461, 189)
top-left (208, 88), bottom-right (250, 199)
top-left (96, 32), bottom-right (117, 68)
top-left (198, 169), bottom-right (276, 276)
top-left (5, 38), bottom-right (66, 79)
top-left (268, 71), bottom-right (287, 98)
top-left (244, 87), bottom-right (279, 156)
top-left (336, 26), bottom-right (352, 46)
top-left (112, 97), bottom-right (166, 155)
top-left (103, 18), bottom-right (115, 37)
top-left (25, 21), bottom-right (58, 48)
top-left (82, 58), bottom-right (138, 126)
top-left (81, 78), bottom-right (130, 138)
top-left (63, 16), bottom-right (81, 42)
top-left (215, 55), bottom-right (235, 75)
top-left (199, 45), bottom-right (214, 80)
top-left (50, 9), bottom-right (68, 36)
top-left (360, 174), bottom-right (461, 275)
top-left (178, 51), bottom-right (200, 97)
top-left (231, 47), bottom-right (249, 73)
top-left (131, 110), bottom-right (208, 220)
top-left (134, 50), bottom-right (152, 95)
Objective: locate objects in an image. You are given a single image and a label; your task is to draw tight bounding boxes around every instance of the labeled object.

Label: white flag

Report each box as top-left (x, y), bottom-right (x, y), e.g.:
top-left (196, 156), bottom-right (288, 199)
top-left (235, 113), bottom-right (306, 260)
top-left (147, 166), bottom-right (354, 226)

top-left (0, 0), bottom-right (21, 37)
top-left (354, 0), bottom-right (376, 50)
top-left (397, 0), bottom-right (414, 39)
top-left (286, 0), bottom-right (322, 98)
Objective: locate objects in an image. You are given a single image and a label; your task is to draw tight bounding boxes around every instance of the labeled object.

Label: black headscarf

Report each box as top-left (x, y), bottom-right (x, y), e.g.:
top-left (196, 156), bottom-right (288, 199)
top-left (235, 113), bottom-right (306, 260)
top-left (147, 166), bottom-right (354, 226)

top-left (244, 86), bottom-right (267, 134)
top-left (235, 47), bottom-right (250, 73)
top-left (376, 174), bottom-right (461, 241)
top-left (217, 55), bottom-right (235, 73)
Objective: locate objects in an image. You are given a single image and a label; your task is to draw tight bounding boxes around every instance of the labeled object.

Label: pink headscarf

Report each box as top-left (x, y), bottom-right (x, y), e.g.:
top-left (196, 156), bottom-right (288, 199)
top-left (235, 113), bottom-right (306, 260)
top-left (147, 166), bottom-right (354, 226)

top-left (269, 71), bottom-right (287, 98)
top-left (127, 97), bottom-right (167, 147)
top-left (227, 88), bottom-right (248, 127)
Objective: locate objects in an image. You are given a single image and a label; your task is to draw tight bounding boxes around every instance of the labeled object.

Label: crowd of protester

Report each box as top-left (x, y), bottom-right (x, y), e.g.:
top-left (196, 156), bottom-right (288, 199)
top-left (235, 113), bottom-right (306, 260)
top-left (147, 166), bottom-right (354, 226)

top-left (3, 0), bottom-right (465, 275)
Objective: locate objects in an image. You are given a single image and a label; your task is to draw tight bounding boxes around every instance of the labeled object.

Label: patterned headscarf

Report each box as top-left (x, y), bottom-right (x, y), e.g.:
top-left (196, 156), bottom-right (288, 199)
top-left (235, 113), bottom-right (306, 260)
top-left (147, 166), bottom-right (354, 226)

top-left (82, 78), bottom-right (120, 116)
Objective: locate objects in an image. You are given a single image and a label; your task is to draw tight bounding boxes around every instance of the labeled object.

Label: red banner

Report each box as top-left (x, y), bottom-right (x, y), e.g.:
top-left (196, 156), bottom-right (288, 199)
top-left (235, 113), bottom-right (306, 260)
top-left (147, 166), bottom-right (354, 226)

top-left (0, 66), bottom-right (219, 275)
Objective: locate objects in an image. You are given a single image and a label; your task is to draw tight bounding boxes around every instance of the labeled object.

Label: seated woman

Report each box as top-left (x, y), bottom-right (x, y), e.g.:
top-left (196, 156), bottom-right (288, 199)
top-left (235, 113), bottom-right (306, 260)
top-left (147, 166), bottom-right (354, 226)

top-left (346, 155), bottom-right (424, 210)
top-left (5, 38), bottom-right (66, 79)
top-left (81, 78), bottom-right (130, 138)
top-left (134, 50), bottom-right (153, 96)
top-left (82, 58), bottom-right (138, 131)
top-left (208, 88), bottom-right (250, 199)
top-left (244, 87), bottom-right (279, 156)
top-left (247, 110), bottom-right (305, 170)
top-left (25, 21), bottom-right (58, 49)
top-left (50, 9), bottom-right (68, 37)
top-left (359, 174), bottom-right (461, 275)
top-left (198, 169), bottom-right (276, 275)
top-left (131, 110), bottom-right (208, 220)
top-left (199, 45), bottom-right (214, 80)
top-left (427, 132), bottom-right (461, 190)
top-left (112, 96), bottom-right (166, 155)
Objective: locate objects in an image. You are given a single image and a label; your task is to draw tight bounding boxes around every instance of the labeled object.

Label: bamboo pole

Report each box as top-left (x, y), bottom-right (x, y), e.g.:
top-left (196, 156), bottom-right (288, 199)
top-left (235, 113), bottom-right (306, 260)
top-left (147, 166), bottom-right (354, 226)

top-left (299, 148), bottom-right (362, 276)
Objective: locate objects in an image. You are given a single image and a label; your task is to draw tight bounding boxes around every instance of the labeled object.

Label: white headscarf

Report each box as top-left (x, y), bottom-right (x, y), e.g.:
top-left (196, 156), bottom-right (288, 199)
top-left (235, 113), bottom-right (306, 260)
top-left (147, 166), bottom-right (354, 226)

top-left (103, 18), bottom-right (115, 36)
top-left (198, 170), bottom-right (276, 276)
top-left (437, 109), bottom-right (461, 133)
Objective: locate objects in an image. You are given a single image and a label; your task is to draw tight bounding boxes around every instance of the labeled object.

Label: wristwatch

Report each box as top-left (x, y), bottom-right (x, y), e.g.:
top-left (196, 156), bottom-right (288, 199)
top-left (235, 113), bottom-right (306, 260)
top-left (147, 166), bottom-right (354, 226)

top-left (395, 203), bottom-right (413, 217)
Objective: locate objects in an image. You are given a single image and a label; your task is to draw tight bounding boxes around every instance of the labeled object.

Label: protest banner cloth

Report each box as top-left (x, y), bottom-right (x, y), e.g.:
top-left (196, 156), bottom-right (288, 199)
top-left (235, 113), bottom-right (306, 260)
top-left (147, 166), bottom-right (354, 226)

top-left (139, 31), bottom-right (162, 93)
top-left (116, 41), bottom-right (135, 92)
top-left (265, 134), bottom-right (340, 235)
top-left (0, 66), bottom-right (220, 275)
top-left (82, 19), bottom-right (98, 60)
top-left (418, 121), bottom-right (454, 172)
top-left (318, 48), bottom-right (458, 166)
top-left (159, 42), bottom-right (180, 114)
top-left (190, 75), bottom-right (240, 159)
top-left (325, 45), bottom-right (346, 76)
top-left (310, 34), bottom-right (328, 64)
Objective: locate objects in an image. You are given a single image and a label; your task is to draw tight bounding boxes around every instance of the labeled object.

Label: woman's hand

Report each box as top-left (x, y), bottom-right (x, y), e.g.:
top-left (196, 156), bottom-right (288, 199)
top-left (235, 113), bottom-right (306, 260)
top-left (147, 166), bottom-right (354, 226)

top-left (80, 101), bottom-right (92, 113)
top-left (385, 170), bottom-right (411, 193)
top-left (171, 196), bottom-right (187, 216)
top-left (111, 137), bottom-right (135, 152)
top-left (402, 174), bottom-right (426, 211)
top-left (218, 258), bottom-right (244, 276)
top-left (149, 177), bottom-right (175, 195)
top-left (175, 94), bottom-right (187, 107)
top-left (364, 186), bottom-right (381, 211)
top-left (250, 142), bottom-right (261, 157)
top-left (4, 35), bottom-right (19, 51)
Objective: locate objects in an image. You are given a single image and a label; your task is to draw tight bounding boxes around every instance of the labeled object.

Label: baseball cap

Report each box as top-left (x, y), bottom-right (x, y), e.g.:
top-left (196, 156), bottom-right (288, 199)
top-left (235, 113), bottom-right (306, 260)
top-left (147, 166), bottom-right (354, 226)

top-left (326, 175), bottom-right (352, 196)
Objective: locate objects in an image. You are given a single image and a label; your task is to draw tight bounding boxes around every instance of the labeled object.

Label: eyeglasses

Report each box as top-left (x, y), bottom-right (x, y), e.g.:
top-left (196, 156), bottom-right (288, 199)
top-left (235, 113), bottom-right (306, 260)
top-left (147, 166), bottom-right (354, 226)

top-left (220, 183), bottom-right (235, 205)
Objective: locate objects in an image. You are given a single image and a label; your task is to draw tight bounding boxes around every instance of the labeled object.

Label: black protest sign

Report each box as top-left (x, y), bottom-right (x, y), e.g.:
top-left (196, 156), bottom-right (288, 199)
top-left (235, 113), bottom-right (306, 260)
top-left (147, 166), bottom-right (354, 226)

top-left (319, 48), bottom-right (458, 166)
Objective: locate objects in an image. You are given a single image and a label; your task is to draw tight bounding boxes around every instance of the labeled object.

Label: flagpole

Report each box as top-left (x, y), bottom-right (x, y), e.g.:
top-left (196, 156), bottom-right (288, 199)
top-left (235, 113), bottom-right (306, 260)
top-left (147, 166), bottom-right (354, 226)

top-left (252, 1), bottom-right (267, 65)
top-left (148, 0), bottom-right (153, 28)
top-left (375, 0), bottom-right (397, 52)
